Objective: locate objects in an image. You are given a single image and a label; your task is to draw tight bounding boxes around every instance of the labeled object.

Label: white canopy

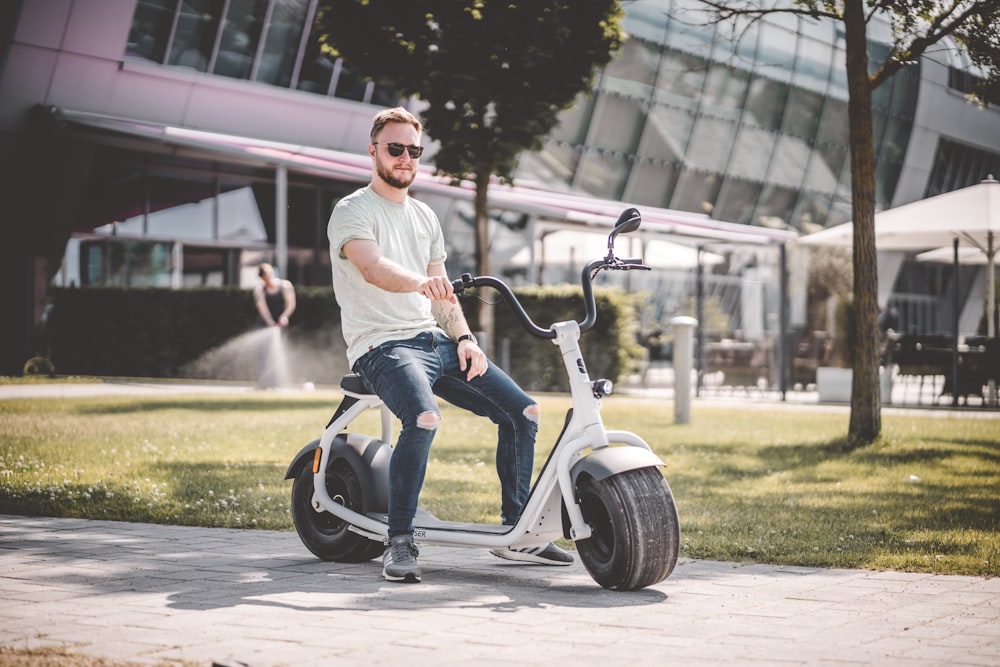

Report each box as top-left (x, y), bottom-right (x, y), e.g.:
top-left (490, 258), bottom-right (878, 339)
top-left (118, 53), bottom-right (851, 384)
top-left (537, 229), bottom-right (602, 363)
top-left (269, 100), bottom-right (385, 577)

top-left (915, 246), bottom-right (991, 265)
top-left (508, 229), bottom-right (725, 271)
top-left (798, 176), bottom-right (999, 336)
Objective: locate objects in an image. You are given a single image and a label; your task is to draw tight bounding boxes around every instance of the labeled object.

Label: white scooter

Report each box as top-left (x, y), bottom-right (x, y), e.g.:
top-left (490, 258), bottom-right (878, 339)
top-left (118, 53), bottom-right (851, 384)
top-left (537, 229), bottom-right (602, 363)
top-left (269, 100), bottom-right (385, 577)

top-left (286, 208), bottom-right (680, 590)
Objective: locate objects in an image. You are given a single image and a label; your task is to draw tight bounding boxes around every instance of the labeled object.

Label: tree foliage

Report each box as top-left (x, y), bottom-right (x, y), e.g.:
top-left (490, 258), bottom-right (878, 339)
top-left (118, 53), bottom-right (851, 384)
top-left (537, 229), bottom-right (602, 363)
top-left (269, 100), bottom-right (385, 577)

top-left (322, 1), bottom-right (622, 180)
top-left (697, 1), bottom-right (1000, 102)
top-left (314, 1), bottom-right (626, 347)
top-left (688, 0), bottom-right (1000, 446)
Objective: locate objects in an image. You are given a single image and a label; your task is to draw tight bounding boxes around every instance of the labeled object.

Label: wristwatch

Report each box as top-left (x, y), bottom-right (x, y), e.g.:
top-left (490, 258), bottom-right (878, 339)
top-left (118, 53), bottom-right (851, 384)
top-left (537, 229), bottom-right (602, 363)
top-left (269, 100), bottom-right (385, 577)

top-left (457, 333), bottom-right (477, 345)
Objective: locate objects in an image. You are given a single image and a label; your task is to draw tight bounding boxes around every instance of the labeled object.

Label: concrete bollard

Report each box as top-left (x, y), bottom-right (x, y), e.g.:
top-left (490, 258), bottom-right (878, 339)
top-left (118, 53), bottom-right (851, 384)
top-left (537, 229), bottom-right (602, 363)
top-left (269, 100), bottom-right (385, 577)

top-left (670, 316), bottom-right (698, 424)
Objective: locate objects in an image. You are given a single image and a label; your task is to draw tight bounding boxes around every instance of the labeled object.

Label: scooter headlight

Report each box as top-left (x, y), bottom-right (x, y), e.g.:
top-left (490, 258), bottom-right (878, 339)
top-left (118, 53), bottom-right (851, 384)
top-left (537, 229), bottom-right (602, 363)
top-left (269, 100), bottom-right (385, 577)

top-left (592, 379), bottom-right (613, 397)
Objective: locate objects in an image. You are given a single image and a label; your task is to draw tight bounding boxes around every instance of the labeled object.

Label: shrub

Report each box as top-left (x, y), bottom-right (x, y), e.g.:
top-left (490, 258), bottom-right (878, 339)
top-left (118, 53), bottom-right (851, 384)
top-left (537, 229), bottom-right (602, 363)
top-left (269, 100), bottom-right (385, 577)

top-left (43, 285), bottom-right (645, 391)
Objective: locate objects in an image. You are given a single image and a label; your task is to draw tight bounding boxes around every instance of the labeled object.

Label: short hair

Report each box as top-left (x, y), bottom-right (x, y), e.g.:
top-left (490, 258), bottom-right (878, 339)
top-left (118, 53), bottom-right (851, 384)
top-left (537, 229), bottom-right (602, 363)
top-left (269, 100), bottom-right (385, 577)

top-left (258, 262), bottom-right (272, 278)
top-left (370, 107), bottom-right (422, 142)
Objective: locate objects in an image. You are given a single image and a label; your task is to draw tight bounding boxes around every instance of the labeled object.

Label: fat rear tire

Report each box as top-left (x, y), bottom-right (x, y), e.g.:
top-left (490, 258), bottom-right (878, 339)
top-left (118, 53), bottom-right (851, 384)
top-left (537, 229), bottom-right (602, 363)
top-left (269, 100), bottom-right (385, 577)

top-left (576, 466), bottom-right (680, 591)
top-left (290, 457), bottom-right (383, 563)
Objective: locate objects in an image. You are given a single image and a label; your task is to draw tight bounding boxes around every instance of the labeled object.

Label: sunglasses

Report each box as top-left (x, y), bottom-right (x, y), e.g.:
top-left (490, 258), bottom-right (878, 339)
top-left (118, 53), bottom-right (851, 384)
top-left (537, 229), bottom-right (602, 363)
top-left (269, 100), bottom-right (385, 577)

top-left (373, 142), bottom-right (424, 159)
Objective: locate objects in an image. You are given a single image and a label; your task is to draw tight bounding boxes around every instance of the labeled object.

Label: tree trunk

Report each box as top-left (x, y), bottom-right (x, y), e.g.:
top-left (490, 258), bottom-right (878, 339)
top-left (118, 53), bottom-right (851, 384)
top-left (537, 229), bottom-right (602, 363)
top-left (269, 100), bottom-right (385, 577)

top-left (473, 172), bottom-right (494, 356)
top-left (843, 0), bottom-right (882, 445)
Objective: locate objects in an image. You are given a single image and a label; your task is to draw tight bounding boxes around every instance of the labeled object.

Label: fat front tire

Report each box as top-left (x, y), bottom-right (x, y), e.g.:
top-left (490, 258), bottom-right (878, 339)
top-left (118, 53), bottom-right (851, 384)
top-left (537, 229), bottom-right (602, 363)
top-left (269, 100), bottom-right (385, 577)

top-left (576, 466), bottom-right (680, 591)
top-left (290, 457), bottom-right (383, 563)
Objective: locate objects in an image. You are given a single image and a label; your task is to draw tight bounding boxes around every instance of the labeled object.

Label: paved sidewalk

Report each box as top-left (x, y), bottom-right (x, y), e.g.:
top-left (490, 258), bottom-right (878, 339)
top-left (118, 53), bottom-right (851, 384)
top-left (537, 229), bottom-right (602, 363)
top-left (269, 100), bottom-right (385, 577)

top-left (1, 515), bottom-right (998, 667)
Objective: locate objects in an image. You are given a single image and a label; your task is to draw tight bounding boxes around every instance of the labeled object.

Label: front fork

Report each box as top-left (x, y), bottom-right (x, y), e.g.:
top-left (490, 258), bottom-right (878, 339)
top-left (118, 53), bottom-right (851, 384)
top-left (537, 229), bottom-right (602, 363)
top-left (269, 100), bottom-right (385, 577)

top-left (550, 321), bottom-right (665, 541)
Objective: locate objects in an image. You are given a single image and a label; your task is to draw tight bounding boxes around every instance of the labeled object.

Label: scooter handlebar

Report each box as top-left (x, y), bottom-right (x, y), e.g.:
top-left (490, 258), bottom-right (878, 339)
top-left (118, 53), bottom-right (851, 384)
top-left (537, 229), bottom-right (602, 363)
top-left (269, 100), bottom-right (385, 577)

top-left (451, 255), bottom-right (650, 340)
top-left (451, 274), bottom-right (555, 339)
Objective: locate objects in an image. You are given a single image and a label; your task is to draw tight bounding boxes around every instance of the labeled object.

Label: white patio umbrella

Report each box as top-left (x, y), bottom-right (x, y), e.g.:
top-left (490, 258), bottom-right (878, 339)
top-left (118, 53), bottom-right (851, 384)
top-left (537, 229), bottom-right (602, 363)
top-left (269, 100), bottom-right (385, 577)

top-left (799, 176), bottom-right (999, 337)
top-left (915, 245), bottom-right (991, 265)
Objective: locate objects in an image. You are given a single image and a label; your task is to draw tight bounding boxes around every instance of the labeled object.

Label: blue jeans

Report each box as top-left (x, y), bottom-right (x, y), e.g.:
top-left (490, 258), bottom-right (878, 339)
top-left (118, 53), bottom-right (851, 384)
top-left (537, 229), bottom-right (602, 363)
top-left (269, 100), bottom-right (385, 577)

top-left (353, 330), bottom-right (539, 537)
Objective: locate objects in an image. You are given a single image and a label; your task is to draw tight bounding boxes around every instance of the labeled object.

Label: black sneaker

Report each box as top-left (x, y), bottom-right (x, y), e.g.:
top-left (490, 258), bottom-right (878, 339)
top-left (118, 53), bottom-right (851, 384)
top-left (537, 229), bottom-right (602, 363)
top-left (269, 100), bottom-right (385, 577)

top-left (383, 534), bottom-right (421, 583)
top-left (490, 543), bottom-right (574, 566)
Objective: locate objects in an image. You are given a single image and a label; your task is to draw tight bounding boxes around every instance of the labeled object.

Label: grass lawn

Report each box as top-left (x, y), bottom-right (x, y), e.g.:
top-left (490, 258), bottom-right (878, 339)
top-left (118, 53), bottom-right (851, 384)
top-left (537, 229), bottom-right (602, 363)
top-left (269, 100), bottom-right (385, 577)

top-left (1, 389), bottom-right (997, 577)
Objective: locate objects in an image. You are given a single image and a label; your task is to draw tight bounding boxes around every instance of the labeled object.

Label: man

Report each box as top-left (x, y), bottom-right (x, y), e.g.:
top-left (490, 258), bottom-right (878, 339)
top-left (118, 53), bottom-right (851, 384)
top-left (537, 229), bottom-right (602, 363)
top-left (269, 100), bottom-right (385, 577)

top-left (254, 262), bottom-right (296, 329)
top-left (253, 262), bottom-right (295, 389)
top-left (327, 107), bottom-right (572, 583)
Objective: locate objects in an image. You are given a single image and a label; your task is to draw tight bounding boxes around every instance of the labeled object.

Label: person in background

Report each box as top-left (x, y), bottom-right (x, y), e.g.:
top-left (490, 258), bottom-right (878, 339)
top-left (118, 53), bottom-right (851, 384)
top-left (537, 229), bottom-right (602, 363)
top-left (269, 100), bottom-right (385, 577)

top-left (253, 262), bottom-right (296, 388)
top-left (327, 106), bottom-right (573, 584)
top-left (878, 302), bottom-right (900, 334)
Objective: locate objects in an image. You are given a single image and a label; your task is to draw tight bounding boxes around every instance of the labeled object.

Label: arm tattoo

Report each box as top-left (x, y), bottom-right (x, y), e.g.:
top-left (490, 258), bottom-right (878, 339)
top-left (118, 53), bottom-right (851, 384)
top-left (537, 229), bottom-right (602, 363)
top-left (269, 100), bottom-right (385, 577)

top-left (433, 302), bottom-right (463, 338)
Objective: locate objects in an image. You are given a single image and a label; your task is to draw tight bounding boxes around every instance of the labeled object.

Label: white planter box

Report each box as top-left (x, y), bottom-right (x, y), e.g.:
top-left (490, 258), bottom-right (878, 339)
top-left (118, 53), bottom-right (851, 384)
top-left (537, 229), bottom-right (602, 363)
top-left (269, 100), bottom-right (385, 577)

top-left (816, 367), bottom-right (893, 403)
top-left (816, 367), bottom-right (852, 402)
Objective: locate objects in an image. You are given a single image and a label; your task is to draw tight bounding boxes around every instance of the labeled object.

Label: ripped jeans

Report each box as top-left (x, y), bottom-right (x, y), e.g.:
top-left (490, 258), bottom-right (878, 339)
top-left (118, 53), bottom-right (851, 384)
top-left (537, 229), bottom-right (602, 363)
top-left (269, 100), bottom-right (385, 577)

top-left (353, 330), bottom-right (539, 537)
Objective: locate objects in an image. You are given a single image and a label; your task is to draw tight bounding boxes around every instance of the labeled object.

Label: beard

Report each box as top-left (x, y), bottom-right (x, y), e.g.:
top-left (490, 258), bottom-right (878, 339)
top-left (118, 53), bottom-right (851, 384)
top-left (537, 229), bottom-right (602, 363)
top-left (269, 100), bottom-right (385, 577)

top-left (375, 156), bottom-right (416, 190)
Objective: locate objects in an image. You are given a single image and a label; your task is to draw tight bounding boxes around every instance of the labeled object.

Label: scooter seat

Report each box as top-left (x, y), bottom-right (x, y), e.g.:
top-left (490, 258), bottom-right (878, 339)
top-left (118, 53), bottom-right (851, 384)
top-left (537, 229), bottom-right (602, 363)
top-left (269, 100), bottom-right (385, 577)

top-left (340, 373), bottom-right (374, 396)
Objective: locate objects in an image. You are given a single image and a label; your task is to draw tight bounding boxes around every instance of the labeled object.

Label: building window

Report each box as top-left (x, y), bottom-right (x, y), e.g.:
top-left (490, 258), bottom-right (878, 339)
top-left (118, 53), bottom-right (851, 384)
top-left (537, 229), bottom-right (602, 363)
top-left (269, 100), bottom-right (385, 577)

top-left (255, 0), bottom-right (310, 85)
top-left (782, 88), bottom-right (824, 140)
top-left (714, 176), bottom-right (763, 225)
top-left (589, 91), bottom-right (646, 156)
top-left (126, 0), bottom-right (175, 62)
top-left (125, 0), bottom-right (400, 106)
top-left (927, 139), bottom-right (1000, 197)
top-left (743, 76), bottom-right (789, 131)
top-left (80, 239), bottom-right (176, 288)
top-left (212, 0), bottom-right (269, 79)
top-left (628, 159), bottom-right (681, 209)
top-left (949, 67), bottom-right (979, 96)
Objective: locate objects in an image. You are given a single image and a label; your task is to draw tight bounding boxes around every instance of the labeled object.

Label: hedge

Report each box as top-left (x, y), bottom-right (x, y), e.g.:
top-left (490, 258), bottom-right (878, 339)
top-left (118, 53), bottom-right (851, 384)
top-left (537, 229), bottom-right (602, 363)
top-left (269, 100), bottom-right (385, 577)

top-left (41, 285), bottom-right (645, 392)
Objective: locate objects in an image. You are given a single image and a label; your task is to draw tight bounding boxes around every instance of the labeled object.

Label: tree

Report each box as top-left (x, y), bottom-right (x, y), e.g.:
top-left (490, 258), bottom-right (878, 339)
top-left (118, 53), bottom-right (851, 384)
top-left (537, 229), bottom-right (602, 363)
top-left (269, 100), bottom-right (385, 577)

top-left (688, 0), bottom-right (1000, 446)
top-left (315, 1), bottom-right (626, 349)
top-left (807, 245), bottom-right (853, 364)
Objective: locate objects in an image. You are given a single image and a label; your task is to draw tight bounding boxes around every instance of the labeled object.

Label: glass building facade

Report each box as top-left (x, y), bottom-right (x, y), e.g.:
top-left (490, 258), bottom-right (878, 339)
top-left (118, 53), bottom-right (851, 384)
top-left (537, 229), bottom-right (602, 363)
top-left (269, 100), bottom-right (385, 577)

top-left (121, 0), bottom-right (993, 236)
top-left (519, 0), bottom-right (920, 234)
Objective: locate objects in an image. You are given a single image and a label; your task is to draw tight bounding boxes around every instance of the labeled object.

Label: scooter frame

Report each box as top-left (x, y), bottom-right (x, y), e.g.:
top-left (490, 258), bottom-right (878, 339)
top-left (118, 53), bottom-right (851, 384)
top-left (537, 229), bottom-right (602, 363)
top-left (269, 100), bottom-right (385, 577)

top-left (298, 314), bottom-right (666, 550)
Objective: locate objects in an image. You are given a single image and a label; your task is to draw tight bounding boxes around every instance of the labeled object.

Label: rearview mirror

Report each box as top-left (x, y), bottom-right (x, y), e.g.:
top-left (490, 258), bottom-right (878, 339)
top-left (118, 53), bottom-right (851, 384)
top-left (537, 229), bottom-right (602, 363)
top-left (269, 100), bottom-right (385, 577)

top-left (608, 208), bottom-right (641, 254)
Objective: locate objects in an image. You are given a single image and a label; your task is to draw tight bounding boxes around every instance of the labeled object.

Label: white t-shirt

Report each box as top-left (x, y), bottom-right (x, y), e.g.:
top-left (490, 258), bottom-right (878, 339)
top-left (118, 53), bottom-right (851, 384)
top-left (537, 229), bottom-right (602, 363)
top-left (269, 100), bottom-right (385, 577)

top-left (327, 186), bottom-right (448, 366)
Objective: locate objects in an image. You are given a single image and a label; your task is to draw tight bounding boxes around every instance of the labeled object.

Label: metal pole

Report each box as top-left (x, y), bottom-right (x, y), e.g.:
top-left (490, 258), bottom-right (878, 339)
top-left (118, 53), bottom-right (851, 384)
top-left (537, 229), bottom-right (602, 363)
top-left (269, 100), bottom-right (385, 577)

top-left (988, 231), bottom-right (996, 338)
top-left (671, 316), bottom-right (698, 424)
top-left (779, 242), bottom-right (788, 400)
top-left (276, 164), bottom-right (288, 279)
top-left (696, 248), bottom-right (705, 397)
top-left (952, 238), bottom-right (959, 407)
top-left (987, 231), bottom-right (996, 406)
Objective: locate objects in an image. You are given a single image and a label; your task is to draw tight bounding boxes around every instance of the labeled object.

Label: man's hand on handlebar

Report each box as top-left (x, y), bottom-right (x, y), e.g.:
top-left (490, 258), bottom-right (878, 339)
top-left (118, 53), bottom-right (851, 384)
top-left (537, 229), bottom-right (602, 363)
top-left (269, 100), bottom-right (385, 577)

top-left (417, 275), bottom-right (457, 303)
